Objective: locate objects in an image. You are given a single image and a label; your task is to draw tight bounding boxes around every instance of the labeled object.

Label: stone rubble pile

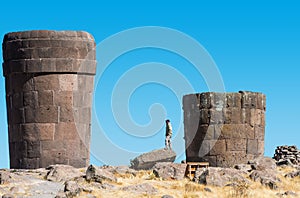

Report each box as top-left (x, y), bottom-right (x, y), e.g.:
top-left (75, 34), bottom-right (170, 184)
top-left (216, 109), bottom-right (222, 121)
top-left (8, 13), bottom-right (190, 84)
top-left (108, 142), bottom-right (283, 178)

top-left (273, 145), bottom-right (300, 166)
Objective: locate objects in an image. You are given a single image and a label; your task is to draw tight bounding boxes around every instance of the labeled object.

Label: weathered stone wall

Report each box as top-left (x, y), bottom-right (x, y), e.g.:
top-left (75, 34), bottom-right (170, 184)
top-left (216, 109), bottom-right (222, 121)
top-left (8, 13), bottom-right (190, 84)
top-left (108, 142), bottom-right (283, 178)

top-left (2, 30), bottom-right (96, 168)
top-left (183, 91), bottom-right (266, 167)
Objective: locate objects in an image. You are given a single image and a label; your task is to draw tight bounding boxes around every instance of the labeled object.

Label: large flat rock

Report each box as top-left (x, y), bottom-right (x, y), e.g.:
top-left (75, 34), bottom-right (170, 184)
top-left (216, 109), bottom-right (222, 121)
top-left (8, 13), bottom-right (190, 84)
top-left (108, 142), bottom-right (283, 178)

top-left (130, 149), bottom-right (176, 170)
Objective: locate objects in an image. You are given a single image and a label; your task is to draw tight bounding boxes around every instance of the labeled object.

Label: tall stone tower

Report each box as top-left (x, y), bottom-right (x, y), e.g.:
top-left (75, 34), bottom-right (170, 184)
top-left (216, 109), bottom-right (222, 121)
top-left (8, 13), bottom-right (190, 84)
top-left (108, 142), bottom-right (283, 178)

top-left (2, 30), bottom-right (96, 168)
top-left (183, 91), bottom-right (266, 167)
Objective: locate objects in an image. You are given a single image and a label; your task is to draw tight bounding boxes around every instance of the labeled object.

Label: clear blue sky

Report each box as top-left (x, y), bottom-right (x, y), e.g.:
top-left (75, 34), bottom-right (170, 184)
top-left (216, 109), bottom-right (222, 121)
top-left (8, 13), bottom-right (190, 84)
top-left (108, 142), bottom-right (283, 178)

top-left (0, 1), bottom-right (300, 168)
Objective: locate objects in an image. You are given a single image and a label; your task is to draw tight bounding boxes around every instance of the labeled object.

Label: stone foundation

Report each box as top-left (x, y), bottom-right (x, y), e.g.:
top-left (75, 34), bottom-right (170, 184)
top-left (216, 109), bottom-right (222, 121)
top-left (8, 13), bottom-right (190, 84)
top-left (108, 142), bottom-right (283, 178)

top-left (183, 91), bottom-right (266, 167)
top-left (2, 30), bottom-right (96, 168)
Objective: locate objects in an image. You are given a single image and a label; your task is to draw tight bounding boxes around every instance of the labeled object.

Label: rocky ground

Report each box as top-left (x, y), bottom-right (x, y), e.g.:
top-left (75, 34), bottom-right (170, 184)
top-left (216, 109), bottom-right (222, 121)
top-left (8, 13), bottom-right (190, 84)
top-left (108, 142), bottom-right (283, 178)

top-left (0, 149), bottom-right (299, 198)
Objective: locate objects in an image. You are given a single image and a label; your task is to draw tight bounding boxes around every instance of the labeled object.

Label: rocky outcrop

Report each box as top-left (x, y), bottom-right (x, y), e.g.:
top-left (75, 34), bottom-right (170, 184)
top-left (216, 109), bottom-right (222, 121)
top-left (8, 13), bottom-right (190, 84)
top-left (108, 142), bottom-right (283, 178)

top-left (85, 165), bottom-right (117, 183)
top-left (130, 148), bottom-right (176, 170)
top-left (152, 162), bottom-right (187, 180)
top-left (273, 145), bottom-right (300, 166)
top-left (193, 167), bottom-right (249, 187)
top-left (249, 170), bottom-right (281, 189)
top-left (46, 165), bottom-right (83, 182)
top-left (248, 156), bottom-right (277, 171)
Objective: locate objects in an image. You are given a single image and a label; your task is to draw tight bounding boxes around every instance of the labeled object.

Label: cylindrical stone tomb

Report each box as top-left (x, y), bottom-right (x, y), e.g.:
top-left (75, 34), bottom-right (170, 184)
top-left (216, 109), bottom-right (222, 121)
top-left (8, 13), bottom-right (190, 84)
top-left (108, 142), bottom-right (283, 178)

top-left (183, 91), bottom-right (266, 167)
top-left (2, 30), bottom-right (96, 168)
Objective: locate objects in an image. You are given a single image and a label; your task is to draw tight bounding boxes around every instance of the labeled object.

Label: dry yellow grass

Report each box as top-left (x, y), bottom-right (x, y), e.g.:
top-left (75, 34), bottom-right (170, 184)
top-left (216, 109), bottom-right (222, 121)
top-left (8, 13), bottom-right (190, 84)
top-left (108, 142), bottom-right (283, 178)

top-left (76, 166), bottom-right (300, 198)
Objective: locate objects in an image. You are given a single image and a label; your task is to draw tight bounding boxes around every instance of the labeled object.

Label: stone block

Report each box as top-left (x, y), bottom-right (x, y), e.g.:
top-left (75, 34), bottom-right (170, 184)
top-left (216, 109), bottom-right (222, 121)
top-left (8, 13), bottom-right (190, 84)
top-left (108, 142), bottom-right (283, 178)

top-left (23, 91), bottom-right (38, 107)
top-left (209, 109), bottom-right (223, 124)
top-left (8, 108), bottom-right (25, 124)
top-left (254, 126), bottom-right (265, 140)
top-left (216, 151), bottom-right (247, 167)
top-left (226, 93), bottom-right (242, 108)
top-left (20, 158), bottom-right (40, 169)
top-left (211, 93), bottom-right (226, 109)
top-left (198, 125), bottom-right (215, 140)
top-left (226, 139), bottom-right (247, 151)
top-left (247, 139), bottom-right (258, 155)
top-left (54, 91), bottom-right (73, 106)
top-left (240, 91), bottom-right (257, 108)
top-left (241, 108), bottom-right (254, 126)
top-left (209, 140), bottom-right (226, 155)
top-left (74, 107), bottom-right (91, 124)
top-left (256, 93), bottom-right (266, 110)
top-left (40, 140), bottom-right (65, 150)
top-left (55, 58), bottom-right (74, 72)
top-left (68, 159), bottom-right (88, 168)
top-left (200, 92), bottom-right (211, 109)
top-left (56, 122), bottom-right (78, 140)
top-left (199, 109), bottom-right (209, 124)
top-left (73, 91), bottom-right (92, 107)
top-left (218, 124), bottom-right (254, 139)
top-left (26, 141), bottom-right (41, 158)
top-left (40, 150), bottom-right (68, 167)
top-left (58, 74), bottom-right (78, 91)
top-left (198, 140), bottom-right (210, 157)
top-left (34, 74), bottom-right (59, 91)
top-left (25, 106), bottom-right (59, 123)
top-left (38, 90), bottom-right (54, 106)
top-left (38, 123), bottom-right (55, 141)
top-left (28, 39), bottom-right (52, 47)
top-left (12, 93), bottom-right (23, 108)
top-left (8, 124), bottom-right (22, 143)
top-left (21, 124), bottom-right (39, 142)
top-left (75, 124), bottom-right (90, 145)
top-left (258, 140), bottom-right (264, 155)
top-left (59, 106), bottom-right (75, 122)
top-left (223, 107), bottom-right (241, 124)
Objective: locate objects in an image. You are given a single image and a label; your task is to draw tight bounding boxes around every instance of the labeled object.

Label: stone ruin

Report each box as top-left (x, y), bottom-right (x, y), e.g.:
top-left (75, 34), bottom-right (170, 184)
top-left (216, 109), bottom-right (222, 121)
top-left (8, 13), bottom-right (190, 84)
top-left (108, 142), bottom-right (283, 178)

top-left (2, 30), bottom-right (96, 168)
top-left (273, 145), bottom-right (300, 166)
top-left (1, 30), bottom-right (268, 170)
top-left (183, 91), bottom-right (266, 167)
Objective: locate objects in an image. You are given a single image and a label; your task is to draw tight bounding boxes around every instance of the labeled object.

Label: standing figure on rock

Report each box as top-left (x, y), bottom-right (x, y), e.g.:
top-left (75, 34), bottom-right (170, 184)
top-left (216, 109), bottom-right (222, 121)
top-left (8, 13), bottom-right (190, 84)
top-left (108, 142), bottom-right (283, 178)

top-left (165, 119), bottom-right (172, 150)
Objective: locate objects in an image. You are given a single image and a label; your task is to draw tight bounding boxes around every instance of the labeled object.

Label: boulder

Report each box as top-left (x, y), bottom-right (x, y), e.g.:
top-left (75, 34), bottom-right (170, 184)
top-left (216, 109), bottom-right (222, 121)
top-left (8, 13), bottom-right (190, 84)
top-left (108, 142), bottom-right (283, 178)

top-left (46, 165), bottom-right (83, 182)
top-left (153, 162), bottom-right (187, 180)
top-left (249, 170), bottom-right (281, 189)
top-left (130, 149), bottom-right (176, 170)
top-left (248, 156), bottom-right (277, 171)
top-left (64, 181), bottom-right (82, 197)
top-left (85, 165), bottom-right (117, 183)
top-left (122, 183), bottom-right (157, 194)
top-left (193, 167), bottom-right (248, 187)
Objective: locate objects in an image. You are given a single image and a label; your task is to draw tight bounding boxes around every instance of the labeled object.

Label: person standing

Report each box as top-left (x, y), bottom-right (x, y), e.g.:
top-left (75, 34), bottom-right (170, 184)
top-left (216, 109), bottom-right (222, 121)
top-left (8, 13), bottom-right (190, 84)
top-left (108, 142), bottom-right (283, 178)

top-left (165, 119), bottom-right (172, 150)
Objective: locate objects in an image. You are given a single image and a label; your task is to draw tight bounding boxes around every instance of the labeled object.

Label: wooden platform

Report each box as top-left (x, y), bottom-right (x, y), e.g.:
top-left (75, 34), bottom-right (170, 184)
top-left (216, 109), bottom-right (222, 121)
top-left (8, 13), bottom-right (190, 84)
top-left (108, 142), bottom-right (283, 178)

top-left (185, 162), bottom-right (209, 180)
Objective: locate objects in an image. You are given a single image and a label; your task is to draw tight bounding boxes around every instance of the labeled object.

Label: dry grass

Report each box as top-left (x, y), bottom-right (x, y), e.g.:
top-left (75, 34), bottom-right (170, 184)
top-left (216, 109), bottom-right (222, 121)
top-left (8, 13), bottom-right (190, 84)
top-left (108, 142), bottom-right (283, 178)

top-left (73, 166), bottom-right (300, 198)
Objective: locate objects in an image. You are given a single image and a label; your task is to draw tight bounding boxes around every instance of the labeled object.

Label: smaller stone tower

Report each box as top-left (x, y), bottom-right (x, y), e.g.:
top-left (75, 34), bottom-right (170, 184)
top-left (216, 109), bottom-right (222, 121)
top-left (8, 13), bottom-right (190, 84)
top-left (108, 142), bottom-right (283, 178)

top-left (183, 91), bottom-right (266, 167)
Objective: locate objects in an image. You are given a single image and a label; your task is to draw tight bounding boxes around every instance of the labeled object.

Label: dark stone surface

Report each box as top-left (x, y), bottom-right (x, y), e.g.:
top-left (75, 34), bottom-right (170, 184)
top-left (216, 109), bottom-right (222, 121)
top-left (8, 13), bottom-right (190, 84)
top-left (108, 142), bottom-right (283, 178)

top-left (153, 162), bottom-right (187, 180)
top-left (130, 148), bottom-right (176, 170)
top-left (2, 30), bottom-right (96, 169)
top-left (183, 92), bottom-right (266, 167)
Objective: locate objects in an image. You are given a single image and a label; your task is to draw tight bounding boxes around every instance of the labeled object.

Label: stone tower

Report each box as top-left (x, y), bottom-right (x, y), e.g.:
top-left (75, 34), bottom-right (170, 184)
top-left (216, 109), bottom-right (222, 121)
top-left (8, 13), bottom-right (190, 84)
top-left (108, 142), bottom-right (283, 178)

top-left (2, 30), bottom-right (96, 168)
top-left (183, 91), bottom-right (266, 167)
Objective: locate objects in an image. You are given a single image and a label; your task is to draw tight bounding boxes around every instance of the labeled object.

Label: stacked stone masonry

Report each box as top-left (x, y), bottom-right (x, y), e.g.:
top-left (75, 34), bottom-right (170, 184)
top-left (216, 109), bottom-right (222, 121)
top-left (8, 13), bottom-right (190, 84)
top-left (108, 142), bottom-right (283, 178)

top-left (183, 91), bottom-right (266, 167)
top-left (273, 145), bottom-right (300, 166)
top-left (2, 30), bottom-right (96, 169)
